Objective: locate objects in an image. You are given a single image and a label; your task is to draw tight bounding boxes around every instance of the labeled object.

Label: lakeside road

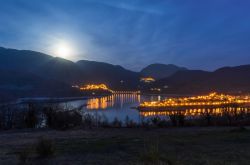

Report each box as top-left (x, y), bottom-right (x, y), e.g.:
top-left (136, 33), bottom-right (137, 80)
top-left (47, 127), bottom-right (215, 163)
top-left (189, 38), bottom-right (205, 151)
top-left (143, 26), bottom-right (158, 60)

top-left (0, 127), bottom-right (250, 165)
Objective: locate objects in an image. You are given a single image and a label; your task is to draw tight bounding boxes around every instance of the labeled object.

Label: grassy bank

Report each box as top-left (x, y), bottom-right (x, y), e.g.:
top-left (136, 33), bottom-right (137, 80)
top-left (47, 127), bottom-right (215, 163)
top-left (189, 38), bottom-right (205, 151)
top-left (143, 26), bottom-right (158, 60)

top-left (0, 127), bottom-right (249, 165)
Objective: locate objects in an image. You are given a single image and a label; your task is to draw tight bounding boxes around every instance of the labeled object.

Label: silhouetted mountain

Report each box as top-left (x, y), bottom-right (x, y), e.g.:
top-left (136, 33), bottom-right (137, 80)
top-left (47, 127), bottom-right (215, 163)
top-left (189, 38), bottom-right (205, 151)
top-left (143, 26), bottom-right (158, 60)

top-left (0, 47), bottom-right (84, 84)
top-left (0, 47), bottom-right (53, 72)
top-left (0, 69), bottom-right (79, 101)
top-left (150, 65), bottom-right (250, 94)
top-left (35, 57), bottom-right (85, 84)
top-left (0, 47), bottom-right (140, 100)
top-left (1, 47), bottom-right (250, 99)
top-left (0, 47), bottom-right (140, 90)
top-left (76, 60), bottom-right (140, 90)
top-left (140, 63), bottom-right (187, 80)
top-left (0, 47), bottom-right (86, 101)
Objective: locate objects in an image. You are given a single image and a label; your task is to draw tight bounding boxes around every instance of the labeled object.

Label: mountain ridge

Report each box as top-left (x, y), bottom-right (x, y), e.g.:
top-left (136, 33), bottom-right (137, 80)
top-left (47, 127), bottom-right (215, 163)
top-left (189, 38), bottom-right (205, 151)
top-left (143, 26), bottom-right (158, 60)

top-left (140, 63), bottom-right (187, 80)
top-left (150, 65), bottom-right (250, 94)
top-left (0, 46), bottom-right (250, 100)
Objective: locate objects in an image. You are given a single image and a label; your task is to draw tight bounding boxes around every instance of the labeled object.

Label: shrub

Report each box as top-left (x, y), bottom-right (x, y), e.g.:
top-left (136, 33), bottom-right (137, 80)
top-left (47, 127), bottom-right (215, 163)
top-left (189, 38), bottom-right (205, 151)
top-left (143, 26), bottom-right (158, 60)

top-left (169, 114), bottom-right (178, 126)
top-left (43, 107), bottom-right (54, 128)
top-left (141, 118), bottom-right (151, 129)
top-left (25, 109), bottom-right (38, 128)
top-left (177, 114), bottom-right (185, 126)
top-left (157, 119), bottom-right (169, 128)
top-left (0, 108), bottom-right (4, 129)
top-left (141, 143), bottom-right (160, 163)
top-left (169, 114), bottom-right (185, 127)
top-left (125, 116), bottom-right (137, 128)
top-left (82, 113), bottom-right (95, 128)
top-left (99, 115), bottom-right (110, 128)
top-left (149, 117), bottom-right (170, 128)
top-left (36, 137), bottom-right (55, 158)
top-left (140, 139), bottom-right (172, 165)
top-left (70, 111), bottom-right (83, 126)
top-left (125, 116), bottom-right (130, 127)
top-left (112, 117), bottom-right (122, 128)
top-left (151, 117), bottom-right (161, 126)
top-left (44, 108), bottom-right (82, 130)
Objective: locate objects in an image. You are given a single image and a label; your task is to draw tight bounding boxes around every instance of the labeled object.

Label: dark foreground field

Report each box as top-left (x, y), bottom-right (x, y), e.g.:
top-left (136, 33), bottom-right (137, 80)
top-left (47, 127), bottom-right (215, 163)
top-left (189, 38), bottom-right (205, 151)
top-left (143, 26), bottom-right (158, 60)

top-left (0, 127), bottom-right (250, 165)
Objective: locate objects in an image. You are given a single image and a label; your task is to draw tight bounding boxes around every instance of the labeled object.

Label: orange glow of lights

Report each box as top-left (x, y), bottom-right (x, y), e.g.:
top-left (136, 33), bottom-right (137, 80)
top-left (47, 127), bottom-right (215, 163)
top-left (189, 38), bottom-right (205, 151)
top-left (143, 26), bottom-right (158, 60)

top-left (140, 77), bottom-right (155, 83)
top-left (139, 92), bottom-right (250, 109)
top-left (80, 84), bottom-right (112, 92)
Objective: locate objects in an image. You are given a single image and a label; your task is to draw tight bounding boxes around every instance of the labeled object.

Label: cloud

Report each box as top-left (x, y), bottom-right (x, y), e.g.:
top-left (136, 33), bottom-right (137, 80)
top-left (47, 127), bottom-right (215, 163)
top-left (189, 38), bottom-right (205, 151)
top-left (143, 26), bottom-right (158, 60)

top-left (1, 0), bottom-right (250, 71)
top-left (91, 0), bottom-right (164, 15)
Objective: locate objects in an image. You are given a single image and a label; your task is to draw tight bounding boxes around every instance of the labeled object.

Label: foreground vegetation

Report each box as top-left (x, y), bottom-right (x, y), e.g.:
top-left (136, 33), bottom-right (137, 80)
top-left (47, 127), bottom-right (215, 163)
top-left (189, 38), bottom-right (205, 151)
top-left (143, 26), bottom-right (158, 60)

top-left (1, 103), bottom-right (250, 130)
top-left (0, 127), bottom-right (249, 165)
top-left (1, 104), bottom-right (250, 164)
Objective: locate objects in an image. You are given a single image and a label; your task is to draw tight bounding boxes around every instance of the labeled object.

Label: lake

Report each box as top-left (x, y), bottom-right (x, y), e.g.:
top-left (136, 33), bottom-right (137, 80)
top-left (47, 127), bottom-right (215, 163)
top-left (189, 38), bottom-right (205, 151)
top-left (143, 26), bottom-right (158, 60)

top-left (59, 94), bottom-right (167, 123)
top-left (60, 94), bottom-right (250, 124)
top-left (4, 94), bottom-right (249, 127)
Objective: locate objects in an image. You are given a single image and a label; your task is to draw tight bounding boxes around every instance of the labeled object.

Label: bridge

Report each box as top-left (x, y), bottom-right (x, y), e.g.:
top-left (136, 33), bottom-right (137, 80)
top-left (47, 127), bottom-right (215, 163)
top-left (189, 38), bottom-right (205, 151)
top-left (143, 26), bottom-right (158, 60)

top-left (111, 91), bottom-right (141, 94)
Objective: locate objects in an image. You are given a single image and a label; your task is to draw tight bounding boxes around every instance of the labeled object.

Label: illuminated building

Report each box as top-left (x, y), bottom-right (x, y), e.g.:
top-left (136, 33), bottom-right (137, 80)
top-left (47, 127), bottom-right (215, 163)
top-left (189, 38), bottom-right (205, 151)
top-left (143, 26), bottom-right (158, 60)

top-left (78, 84), bottom-right (113, 93)
top-left (150, 88), bottom-right (161, 92)
top-left (139, 92), bottom-right (250, 110)
top-left (140, 77), bottom-right (155, 83)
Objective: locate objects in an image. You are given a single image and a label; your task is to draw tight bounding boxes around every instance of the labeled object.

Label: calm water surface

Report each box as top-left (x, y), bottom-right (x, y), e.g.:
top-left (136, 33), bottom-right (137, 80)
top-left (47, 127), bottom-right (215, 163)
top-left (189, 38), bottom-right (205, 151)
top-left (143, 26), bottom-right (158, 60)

top-left (61, 94), bottom-right (250, 124)
top-left (63, 94), bottom-right (165, 123)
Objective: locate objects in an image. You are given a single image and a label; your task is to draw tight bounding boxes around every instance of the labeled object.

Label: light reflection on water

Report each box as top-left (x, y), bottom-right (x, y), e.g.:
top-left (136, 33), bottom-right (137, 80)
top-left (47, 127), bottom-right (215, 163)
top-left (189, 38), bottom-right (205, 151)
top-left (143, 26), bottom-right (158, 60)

top-left (140, 107), bottom-right (250, 117)
top-left (71, 94), bottom-right (175, 122)
top-left (86, 94), bottom-right (141, 110)
top-left (58, 94), bottom-right (165, 123)
top-left (82, 94), bottom-right (143, 123)
top-left (64, 94), bottom-right (250, 123)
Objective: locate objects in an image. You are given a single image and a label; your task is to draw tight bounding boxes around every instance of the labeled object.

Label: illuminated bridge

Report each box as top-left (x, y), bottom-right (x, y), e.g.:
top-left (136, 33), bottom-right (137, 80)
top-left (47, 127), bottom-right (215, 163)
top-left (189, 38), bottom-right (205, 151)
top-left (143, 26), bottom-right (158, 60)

top-left (112, 91), bottom-right (141, 94)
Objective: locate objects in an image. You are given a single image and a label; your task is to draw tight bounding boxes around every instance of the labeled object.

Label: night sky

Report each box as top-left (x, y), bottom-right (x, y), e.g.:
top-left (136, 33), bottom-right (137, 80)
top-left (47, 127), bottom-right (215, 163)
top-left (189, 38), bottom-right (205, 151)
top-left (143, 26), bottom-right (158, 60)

top-left (0, 0), bottom-right (250, 71)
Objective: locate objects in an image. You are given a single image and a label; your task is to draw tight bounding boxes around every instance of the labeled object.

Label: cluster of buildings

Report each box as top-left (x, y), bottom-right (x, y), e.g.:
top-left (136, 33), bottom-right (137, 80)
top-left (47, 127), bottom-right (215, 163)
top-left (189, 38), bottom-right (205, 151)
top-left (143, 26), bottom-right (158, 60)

top-left (139, 92), bottom-right (250, 108)
top-left (79, 84), bottom-right (110, 91)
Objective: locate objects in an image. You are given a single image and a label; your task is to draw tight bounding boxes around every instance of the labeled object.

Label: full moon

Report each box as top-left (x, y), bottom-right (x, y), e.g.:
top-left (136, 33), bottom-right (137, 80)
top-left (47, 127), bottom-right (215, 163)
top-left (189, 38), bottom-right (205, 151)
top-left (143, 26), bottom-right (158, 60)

top-left (55, 41), bottom-right (73, 59)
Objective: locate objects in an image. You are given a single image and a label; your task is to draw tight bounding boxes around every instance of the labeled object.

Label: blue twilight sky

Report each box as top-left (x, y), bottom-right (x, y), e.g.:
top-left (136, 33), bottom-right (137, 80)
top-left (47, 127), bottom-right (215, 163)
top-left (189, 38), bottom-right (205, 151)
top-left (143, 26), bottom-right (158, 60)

top-left (0, 0), bottom-right (250, 71)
